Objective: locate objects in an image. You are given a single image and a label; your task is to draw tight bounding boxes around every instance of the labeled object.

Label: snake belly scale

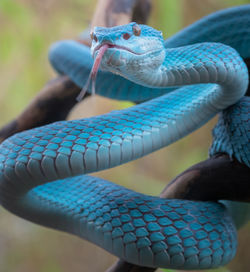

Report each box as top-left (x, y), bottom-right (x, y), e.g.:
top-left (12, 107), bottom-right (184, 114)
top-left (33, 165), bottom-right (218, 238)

top-left (0, 5), bottom-right (250, 270)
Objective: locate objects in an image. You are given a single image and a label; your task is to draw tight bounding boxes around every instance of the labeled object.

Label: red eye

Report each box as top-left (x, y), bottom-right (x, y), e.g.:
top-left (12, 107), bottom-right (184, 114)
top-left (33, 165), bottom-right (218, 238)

top-left (123, 33), bottom-right (131, 40)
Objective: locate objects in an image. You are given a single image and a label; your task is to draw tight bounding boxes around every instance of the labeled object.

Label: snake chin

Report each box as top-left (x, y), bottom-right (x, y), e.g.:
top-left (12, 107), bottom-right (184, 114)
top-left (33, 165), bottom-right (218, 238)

top-left (103, 50), bottom-right (126, 67)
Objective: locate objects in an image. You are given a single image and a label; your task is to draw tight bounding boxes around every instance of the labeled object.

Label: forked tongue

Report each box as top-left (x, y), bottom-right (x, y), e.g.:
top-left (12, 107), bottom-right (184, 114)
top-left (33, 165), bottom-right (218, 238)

top-left (77, 44), bottom-right (109, 101)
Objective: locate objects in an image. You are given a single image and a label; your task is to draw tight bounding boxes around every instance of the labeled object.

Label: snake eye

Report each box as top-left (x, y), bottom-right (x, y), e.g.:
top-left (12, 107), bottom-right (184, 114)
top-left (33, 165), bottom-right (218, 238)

top-left (90, 31), bottom-right (98, 42)
top-left (132, 24), bottom-right (141, 36)
top-left (123, 33), bottom-right (131, 40)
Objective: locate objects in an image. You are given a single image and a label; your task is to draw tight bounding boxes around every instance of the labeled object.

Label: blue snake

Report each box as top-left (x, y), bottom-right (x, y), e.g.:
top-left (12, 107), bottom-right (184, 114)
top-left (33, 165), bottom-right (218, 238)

top-left (0, 5), bottom-right (250, 270)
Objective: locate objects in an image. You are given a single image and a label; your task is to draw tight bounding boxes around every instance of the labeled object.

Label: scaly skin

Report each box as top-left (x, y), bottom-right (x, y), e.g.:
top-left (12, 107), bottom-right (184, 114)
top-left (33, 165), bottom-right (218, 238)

top-left (0, 4), bottom-right (250, 270)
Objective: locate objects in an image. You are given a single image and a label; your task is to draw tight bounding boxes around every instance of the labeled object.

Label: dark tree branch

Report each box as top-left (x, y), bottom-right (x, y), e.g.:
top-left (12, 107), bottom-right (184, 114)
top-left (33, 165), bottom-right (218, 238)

top-left (91, 0), bottom-right (151, 29)
top-left (132, 0), bottom-right (152, 24)
top-left (106, 259), bottom-right (156, 272)
top-left (161, 153), bottom-right (250, 202)
top-left (0, 76), bottom-right (83, 144)
top-left (244, 58), bottom-right (250, 96)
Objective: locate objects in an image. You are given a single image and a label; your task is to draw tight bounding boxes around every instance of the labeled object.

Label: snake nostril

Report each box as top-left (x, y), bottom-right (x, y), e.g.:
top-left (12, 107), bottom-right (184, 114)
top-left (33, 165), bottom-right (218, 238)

top-left (123, 33), bottom-right (131, 40)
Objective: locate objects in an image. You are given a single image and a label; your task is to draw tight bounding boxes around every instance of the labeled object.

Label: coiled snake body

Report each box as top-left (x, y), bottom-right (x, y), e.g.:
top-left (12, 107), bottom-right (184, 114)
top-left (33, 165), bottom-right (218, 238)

top-left (0, 5), bottom-right (250, 270)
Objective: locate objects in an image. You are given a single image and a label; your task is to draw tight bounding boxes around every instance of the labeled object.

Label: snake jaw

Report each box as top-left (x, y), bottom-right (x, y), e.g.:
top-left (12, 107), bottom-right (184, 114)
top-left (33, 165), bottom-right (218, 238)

top-left (92, 43), bottom-right (146, 58)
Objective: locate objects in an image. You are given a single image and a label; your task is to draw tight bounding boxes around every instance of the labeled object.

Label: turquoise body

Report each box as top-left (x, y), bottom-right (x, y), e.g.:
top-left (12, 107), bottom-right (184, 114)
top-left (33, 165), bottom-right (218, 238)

top-left (0, 5), bottom-right (250, 270)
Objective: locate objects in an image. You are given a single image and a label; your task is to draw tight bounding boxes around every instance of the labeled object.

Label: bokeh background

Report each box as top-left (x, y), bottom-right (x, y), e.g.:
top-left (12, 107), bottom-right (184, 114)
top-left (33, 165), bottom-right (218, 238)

top-left (0, 0), bottom-right (250, 271)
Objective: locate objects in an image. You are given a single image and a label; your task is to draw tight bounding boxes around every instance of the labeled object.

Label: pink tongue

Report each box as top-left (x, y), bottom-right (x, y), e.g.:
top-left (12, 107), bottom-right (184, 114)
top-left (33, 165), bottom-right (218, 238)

top-left (92, 44), bottom-right (109, 77)
top-left (77, 44), bottom-right (109, 101)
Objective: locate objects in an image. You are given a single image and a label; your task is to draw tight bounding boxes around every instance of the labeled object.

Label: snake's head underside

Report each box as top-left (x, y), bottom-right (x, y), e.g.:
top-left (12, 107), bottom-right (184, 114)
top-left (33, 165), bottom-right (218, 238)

top-left (90, 22), bottom-right (166, 82)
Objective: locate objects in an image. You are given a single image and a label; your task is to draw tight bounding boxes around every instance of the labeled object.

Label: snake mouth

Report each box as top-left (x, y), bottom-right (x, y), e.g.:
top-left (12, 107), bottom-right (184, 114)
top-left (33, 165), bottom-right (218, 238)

top-left (93, 43), bottom-right (142, 57)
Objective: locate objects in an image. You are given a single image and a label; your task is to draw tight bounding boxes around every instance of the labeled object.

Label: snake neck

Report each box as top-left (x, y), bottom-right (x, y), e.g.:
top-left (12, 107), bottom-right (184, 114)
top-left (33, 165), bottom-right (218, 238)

top-left (132, 42), bottom-right (248, 110)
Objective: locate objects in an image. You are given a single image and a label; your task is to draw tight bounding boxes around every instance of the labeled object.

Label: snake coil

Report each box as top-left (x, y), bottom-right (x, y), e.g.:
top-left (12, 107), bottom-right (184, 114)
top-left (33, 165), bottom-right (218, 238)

top-left (0, 4), bottom-right (250, 270)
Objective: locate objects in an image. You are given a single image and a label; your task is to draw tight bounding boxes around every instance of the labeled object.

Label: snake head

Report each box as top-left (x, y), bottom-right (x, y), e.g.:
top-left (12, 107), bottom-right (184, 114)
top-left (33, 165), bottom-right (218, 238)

top-left (90, 22), bottom-right (165, 84)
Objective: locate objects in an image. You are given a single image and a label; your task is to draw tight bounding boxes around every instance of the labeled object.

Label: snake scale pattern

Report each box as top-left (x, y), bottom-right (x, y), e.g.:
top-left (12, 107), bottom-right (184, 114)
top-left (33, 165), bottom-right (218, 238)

top-left (0, 5), bottom-right (250, 270)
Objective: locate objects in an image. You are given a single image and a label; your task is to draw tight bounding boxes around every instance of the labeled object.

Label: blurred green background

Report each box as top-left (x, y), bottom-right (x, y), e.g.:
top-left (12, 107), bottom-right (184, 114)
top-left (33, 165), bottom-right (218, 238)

top-left (0, 0), bottom-right (250, 271)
